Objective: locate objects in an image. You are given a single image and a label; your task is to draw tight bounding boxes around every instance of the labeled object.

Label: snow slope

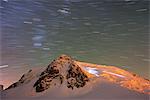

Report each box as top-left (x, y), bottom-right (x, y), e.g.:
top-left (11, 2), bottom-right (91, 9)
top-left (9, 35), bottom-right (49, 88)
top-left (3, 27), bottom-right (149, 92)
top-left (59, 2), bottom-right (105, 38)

top-left (1, 55), bottom-right (150, 100)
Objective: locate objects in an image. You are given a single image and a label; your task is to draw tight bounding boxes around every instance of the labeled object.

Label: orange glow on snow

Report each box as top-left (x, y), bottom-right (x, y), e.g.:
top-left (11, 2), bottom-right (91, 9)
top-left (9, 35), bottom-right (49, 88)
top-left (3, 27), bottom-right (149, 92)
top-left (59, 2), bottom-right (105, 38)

top-left (76, 61), bottom-right (150, 94)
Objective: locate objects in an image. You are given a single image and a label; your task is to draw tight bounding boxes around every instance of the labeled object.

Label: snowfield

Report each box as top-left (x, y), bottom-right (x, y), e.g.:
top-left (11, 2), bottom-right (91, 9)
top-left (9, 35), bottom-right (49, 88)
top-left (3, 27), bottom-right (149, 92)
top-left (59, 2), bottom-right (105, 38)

top-left (1, 55), bottom-right (150, 100)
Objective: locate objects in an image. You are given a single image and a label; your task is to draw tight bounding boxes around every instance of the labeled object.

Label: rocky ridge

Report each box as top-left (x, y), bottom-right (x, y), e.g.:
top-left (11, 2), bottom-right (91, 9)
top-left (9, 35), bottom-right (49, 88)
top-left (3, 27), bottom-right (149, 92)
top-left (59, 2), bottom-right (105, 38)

top-left (33, 55), bottom-right (89, 92)
top-left (3, 54), bottom-right (150, 95)
top-left (5, 55), bottom-right (89, 93)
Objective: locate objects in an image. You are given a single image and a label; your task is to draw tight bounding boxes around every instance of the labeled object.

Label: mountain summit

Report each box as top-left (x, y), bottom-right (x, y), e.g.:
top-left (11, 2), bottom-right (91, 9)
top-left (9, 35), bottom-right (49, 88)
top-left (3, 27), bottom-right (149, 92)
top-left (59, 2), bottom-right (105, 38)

top-left (33, 54), bottom-right (89, 92)
top-left (2, 54), bottom-right (150, 100)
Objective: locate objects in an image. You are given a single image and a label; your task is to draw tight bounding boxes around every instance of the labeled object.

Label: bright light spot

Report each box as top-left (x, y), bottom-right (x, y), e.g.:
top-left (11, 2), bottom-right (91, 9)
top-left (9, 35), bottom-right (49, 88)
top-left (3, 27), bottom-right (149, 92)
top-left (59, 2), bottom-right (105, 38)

top-left (103, 71), bottom-right (125, 78)
top-left (0, 65), bottom-right (8, 68)
top-left (3, 0), bottom-right (8, 2)
top-left (82, 67), bottom-right (99, 77)
top-left (23, 21), bottom-right (32, 24)
top-left (58, 9), bottom-right (70, 14)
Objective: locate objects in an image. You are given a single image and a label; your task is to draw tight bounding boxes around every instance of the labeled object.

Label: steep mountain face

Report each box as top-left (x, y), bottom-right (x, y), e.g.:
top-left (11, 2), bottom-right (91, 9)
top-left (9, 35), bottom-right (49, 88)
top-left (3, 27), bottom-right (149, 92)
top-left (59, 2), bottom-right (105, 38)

top-left (33, 55), bottom-right (89, 92)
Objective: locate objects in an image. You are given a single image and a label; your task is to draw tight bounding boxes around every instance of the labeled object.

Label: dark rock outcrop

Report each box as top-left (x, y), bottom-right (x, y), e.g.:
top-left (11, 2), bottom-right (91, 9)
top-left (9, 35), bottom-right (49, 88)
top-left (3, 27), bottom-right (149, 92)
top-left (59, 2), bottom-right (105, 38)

top-left (33, 54), bottom-right (89, 92)
top-left (0, 85), bottom-right (3, 91)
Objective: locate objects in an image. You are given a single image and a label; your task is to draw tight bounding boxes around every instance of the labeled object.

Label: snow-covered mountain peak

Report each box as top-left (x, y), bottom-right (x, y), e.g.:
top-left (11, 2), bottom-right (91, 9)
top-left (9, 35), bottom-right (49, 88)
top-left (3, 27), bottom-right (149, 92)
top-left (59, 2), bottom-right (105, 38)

top-left (33, 54), bottom-right (89, 92)
top-left (2, 54), bottom-right (150, 100)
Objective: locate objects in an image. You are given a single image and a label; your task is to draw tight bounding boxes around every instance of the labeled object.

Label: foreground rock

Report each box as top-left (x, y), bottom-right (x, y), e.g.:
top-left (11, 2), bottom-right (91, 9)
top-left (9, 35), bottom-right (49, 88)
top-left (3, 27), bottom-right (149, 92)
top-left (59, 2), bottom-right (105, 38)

top-left (2, 54), bottom-right (150, 100)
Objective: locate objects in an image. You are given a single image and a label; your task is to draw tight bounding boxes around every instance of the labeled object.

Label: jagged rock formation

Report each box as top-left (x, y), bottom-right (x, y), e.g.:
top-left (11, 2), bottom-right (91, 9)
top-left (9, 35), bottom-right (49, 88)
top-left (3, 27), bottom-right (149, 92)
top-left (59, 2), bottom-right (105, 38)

top-left (33, 55), bottom-right (89, 92)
